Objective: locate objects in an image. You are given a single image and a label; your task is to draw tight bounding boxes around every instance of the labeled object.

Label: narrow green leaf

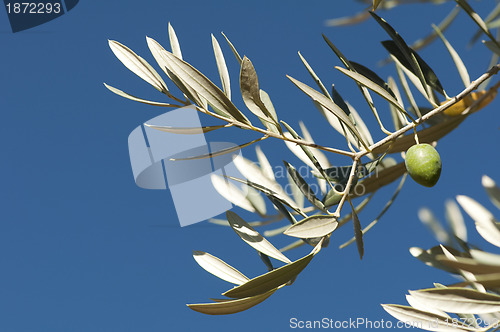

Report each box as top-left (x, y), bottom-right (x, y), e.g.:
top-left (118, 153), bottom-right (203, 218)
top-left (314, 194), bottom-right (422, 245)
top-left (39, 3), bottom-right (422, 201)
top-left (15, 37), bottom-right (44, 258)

top-left (226, 211), bottom-right (291, 264)
top-left (433, 24), bottom-right (470, 88)
top-left (281, 121), bottom-right (333, 189)
top-left (168, 22), bottom-right (183, 59)
top-left (350, 199), bottom-right (364, 259)
top-left (411, 6), bottom-right (460, 52)
top-left (225, 176), bottom-right (302, 215)
top-left (336, 66), bottom-right (406, 115)
top-left (284, 215), bottom-right (338, 239)
top-left (483, 40), bottom-right (500, 56)
top-left (393, 56), bottom-right (439, 107)
top-left (410, 287), bottom-right (500, 314)
top-left (350, 61), bottom-right (396, 99)
top-left (410, 246), bottom-right (464, 274)
top-left (382, 304), bottom-right (478, 332)
top-left (436, 256), bottom-right (500, 275)
top-left (193, 251), bottom-right (250, 285)
top-left (297, 51), bottom-right (332, 100)
top-left (279, 239), bottom-right (306, 253)
top-left (255, 146), bottom-right (275, 181)
top-left (381, 40), bottom-right (445, 96)
top-left (457, 195), bottom-right (500, 248)
top-left (370, 11), bottom-right (434, 97)
top-left (373, 0), bottom-right (384, 10)
top-left (323, 34), bottom-right (389, 135)
top-left (340, 174), bottom-right (406, 249)
top-left (387, 76), bottom-right (407, 130)
top-left (265, 195), bottom-right (297, 225)
top-left (103, 83), bottom-right (176, 107)
top-left (470, 250), bottom-right (500, 266)
top-left (221, 32), bottom-right (243, 65)
top-left (145, 123), bottom-right (230, 135)
top-left (187, 288), bottom-right (277, 315)
top-left (346, 101), bottom-right (375, 147)
top-left (259, 90), bottom-right (279, 125)
top-left (240, 57), bottom-right (279, 133)
top-left (108, 40), bottom-right (168, 93)
top-left (287, 172), bottom-right (305, 210)
top-left (405, 294), bottom-right (450, 318)
top-left (286, 76), bottom-right (365, 146)
top-left (233, 156), bottom-right (296, 208)
top-left (284, 161), bottom-right (324, 211)
top-left (482, 175), bottom-right (500, 209)
top-left (222, 240), bottom-right (323, 298)
top-left (330, 85), bottom-right (350, 116)
top-left (211, 34), bottom-right (231, 99)
top-left (445, 199), bottom-right (467, 242)
top-left (171, 137), bottom-right (265, 161)
top-left (210, 174), bottom-right (256, 213)
top-left (299, 122), bottom-right (331, 169)
top-left (456, 0), bottom-right (497, 45)
top-left (146, 36), bottom-right (204, 105)
top-left (161, 50), bottom-right (251, 124)
top-left (418, 208), bottom-right (450, 244)
top-left (245, 186), bottom-right (267, 216)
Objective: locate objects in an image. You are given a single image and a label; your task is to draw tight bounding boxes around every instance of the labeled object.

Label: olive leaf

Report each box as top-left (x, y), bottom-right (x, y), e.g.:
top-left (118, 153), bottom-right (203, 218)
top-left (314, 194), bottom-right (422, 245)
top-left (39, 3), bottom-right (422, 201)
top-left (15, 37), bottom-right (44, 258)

top-left (340, 174), bottom-right (406, 249)
top-left (240, 57), bottom-right (280, 133)
top-left (370, 11), bottom-right (437, 97)
top-left (212, 34), bottom-right (231, 99)
top-left (168, 22), bottom-right (183, 59)
top-left (146, 37), bottom-right (205, 106)
top-left (348, 199), bottom-right (364, 259)
top-left (381, 40), bottom-right (445, 96)
top-left (170, 136), bottom-right (266, 161)
top-left (145, 123), bottom-right (231, 135)
top-left (222, 239), bottom-right (323, 299)
top-left (297, 51), bottom-right (332, 100)
top-left (160, 50), bottom-right (251, 124)
top-left (284, 215), bottom-right (338, 239)
top-left (187, 288), bottom-right (278, 315)
top-left (210, 174), bottom-right (257, 213)
top-left (349, 61), bottom-right (396, 99)
top-left (432, 24), bottom-right (470, 88)
top-left (482, 175), bottom-right (500, 210)
top-left (221, 32), bottom-right (243, 65)
top-left (226, 211), bottom-right (292, 264)
top-left (108, 40), bottom-right (168, 93)
top-left (193, 251), bottom-right (249, 285)
top-left (409, 288), bottom-right (500, 314)
top-left (283, 161), bottom-right (325, 211)
top-left (103, 83), bottom-right (177, 107)
top-left (456, 195), bottom-right (500, 248)
top-left (286, 76), bottom-right (366, 147)
top-left (382, 304), bottom-right (478, 332)
top-left (418, 208), bottom-right (450, 245)
top-left (445, 199), bottom-right (467, 242)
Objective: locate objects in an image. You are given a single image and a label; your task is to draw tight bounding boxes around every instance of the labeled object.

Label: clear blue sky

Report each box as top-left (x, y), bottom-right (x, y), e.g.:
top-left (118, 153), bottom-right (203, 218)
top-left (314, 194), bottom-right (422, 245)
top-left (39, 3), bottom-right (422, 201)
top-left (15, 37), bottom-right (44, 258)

top-left (1, 1), bottom-right (499, 331)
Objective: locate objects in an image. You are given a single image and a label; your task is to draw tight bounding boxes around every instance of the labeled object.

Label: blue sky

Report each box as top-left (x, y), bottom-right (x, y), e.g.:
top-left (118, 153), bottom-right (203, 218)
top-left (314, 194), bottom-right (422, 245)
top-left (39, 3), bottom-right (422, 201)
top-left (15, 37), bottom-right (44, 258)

top-left (1, 1), bottom-right (500, 331)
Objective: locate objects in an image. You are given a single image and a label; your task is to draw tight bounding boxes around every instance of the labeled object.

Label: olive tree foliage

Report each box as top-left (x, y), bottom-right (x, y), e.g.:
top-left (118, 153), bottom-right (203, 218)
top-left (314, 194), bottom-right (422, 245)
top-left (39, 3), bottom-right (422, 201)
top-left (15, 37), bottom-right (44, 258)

top-left (106, 0), bottom-right (500, 324)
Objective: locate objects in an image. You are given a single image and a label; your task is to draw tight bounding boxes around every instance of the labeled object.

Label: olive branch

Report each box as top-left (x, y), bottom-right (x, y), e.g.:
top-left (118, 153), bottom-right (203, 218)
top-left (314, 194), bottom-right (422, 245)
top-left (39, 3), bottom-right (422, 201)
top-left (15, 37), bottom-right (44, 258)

top-left (106, 1), bottom-right (500, 316)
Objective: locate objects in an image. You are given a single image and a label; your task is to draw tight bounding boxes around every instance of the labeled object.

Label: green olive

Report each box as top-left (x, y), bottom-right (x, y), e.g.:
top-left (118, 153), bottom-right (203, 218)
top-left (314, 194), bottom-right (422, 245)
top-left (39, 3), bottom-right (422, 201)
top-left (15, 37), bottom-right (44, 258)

top-left (405, 143), bottom-right (442, 187)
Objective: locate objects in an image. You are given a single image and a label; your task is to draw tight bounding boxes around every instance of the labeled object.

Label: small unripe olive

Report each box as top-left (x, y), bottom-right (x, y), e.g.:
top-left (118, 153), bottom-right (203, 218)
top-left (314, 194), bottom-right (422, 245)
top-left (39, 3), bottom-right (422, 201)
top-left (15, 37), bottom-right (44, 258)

top-left (405, 143), bottom-right (441, 187)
